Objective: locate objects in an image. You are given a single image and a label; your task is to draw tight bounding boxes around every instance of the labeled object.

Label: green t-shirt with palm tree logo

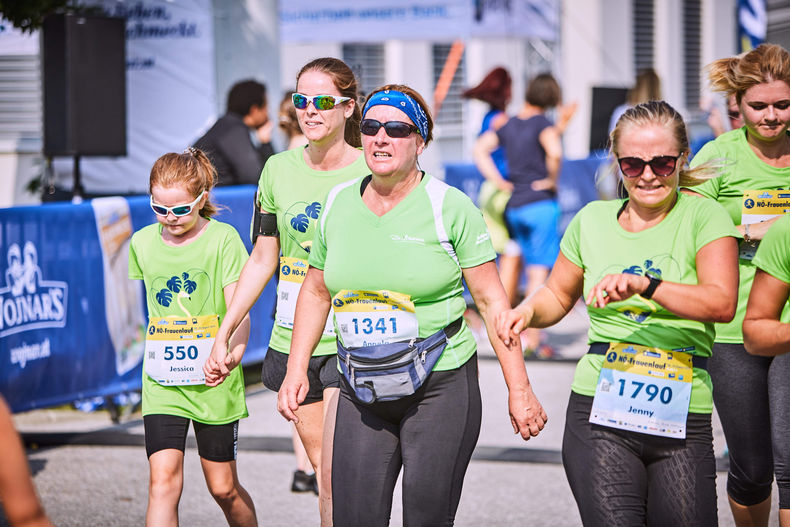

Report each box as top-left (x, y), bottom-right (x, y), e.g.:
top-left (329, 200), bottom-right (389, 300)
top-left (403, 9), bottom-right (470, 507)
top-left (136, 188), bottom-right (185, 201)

top-left (691, 128), bottom-right (790, 343)
top-left (258, 147), bottom-right (368, 356)
top-left (129, 219), bottom-right (249, 424)
top-left (560, 193), bottom-right (737, 413)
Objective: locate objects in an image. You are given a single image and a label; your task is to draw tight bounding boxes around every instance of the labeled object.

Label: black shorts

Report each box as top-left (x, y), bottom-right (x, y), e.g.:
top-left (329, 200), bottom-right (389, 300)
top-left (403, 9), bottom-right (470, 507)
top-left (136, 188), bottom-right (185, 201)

top-left (261, 347), bottom-right (339, 404)
top-left (143, 414), bottom-right (238, 462)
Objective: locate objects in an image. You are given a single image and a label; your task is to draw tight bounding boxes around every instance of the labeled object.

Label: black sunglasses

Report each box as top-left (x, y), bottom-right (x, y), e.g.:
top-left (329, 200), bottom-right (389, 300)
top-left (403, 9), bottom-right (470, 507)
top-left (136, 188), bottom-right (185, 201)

top-left (360, 119), bottom-right (419, 138)
top-left (617, 155), bottom-right (681, 178)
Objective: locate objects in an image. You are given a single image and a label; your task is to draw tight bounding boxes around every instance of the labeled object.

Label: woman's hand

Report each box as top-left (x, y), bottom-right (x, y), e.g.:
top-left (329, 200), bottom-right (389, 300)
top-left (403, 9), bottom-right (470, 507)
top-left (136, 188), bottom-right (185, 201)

top-left (495, 305), bottom-right (533, 348)
top-left (586, 273), bottom-right (650, 308)
top-left (530, 177), bottom-right (556, 192)
top-left (508, 384), bottom-right (548, 441)
top-left (496, 178), bottom-right (515, 192)
top-left (277, 370), bottom-right (310, 423)
top-left (739, 217), bottom-right (780, 241)
top-left (204, 338), bottom-right (230, 386)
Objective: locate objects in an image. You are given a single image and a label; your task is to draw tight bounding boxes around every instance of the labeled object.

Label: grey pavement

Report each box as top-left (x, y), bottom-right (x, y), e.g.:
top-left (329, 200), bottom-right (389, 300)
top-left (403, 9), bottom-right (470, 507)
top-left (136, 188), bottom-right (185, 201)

top-left (9, 305), bottom-right (781, 526)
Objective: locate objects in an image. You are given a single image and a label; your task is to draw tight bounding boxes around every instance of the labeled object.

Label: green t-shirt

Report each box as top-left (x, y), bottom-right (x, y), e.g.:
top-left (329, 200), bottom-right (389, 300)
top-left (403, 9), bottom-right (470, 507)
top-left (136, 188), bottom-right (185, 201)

top-left (258, 147), bottom-right (369, 356)
top-left (754, 213), bottom-right (790, 285)
top-left (309, 174), bottom-right (496, 371)
top-left (561, 193), bottom-right (737, 413)
top-left (691, 128), bottom-right (790, 342)
top-left (129, 220), bottom-right (249, 424)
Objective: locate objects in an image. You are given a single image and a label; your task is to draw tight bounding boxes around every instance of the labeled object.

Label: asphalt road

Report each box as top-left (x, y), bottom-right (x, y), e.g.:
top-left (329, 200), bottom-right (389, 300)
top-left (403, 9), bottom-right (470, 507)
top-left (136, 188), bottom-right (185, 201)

top-left (7, 306), bottom-right (781, 526)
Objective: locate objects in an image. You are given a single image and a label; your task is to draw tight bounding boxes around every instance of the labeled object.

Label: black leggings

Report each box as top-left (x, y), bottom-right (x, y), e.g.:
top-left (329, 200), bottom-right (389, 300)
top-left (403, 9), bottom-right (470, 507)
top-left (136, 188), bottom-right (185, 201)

top-left (332, 355), bottom-right (482, 527)
top-left (710, 342), bottom-right (790, 508)
top-left (562, 391), bottom-right (718, 527)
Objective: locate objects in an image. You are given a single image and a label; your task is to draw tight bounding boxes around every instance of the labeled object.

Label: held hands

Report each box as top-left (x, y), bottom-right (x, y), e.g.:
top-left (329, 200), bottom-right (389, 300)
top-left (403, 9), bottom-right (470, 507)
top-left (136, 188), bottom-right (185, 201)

top-left (508, 386), bottom-right (548, 441)
top-left (277, 371), bottom-right (310, 423)
top-left (495, 306), bottom-right (533, 348)
top-left (586, 273), bottom-right (650, 309)
top-left (203, 338), bottom-right (235, 387)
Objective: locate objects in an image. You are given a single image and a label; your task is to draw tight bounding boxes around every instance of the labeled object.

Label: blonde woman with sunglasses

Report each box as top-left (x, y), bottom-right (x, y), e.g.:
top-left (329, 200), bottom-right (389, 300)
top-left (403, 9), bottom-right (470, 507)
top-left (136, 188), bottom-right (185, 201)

top-left (497, 101), bottom-right (738, 526)
top-left (208, 57), bottom-right (367, 526)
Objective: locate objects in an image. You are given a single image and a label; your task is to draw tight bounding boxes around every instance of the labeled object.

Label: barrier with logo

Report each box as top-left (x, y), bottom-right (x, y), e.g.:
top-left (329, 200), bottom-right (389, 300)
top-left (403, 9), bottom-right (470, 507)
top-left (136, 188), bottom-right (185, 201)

top-left (0, 186), bottom-right (275, 413)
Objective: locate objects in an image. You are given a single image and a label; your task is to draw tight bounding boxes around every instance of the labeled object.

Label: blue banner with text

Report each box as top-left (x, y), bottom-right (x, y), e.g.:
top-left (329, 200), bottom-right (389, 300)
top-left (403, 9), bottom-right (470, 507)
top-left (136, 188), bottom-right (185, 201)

top-left (0, 186), bottom-right (274, 413)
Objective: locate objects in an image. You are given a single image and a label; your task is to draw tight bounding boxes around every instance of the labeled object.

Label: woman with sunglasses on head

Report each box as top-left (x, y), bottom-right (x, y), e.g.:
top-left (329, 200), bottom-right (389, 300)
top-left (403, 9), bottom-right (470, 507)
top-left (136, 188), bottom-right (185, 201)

top-left (685, 43), bottom-right (790, 527)
top-left (473, 73), bottom-right (575, 357)
top-left (278, 84), bottom-right (547, 526)
top-left (130, 148), bottom-right (257, 526)
top-left (208, 57), bottom-right (368, 525)
top-left (497, 100), bottom-right (738, 526)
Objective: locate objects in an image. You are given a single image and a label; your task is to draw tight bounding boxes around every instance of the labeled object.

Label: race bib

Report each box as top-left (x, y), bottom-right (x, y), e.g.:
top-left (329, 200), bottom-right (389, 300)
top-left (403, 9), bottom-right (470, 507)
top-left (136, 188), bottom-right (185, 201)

top-left (275, 257), bottom-right (334, 335)
top-left (144, 315), bottom-right (218, 385)
top-left (332, 290), bottom-right (419, 348)
top-left (590, 343), bottom-right (694, 439)
top-left (741, 190), bottom-right (790, 260)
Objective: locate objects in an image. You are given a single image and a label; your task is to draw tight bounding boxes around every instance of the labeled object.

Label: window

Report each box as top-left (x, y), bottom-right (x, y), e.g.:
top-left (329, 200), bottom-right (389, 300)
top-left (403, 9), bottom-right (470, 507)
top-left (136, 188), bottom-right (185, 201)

top-left (633, 0), bottom-right (654, 74)
top-left (342, 43), bottom-right (385, 99)
top-left (766, 0), bottom-right (790, 52)
top-left (0, 54), bottom-right (41, 144)
top-left (683, 0), bottom-right (701, 110)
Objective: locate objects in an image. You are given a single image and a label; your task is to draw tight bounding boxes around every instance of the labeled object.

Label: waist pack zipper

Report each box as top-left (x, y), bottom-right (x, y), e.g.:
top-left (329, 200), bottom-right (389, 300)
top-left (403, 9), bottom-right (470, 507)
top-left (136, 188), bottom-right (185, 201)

top-left (344, 338), bottom-right (446, 372)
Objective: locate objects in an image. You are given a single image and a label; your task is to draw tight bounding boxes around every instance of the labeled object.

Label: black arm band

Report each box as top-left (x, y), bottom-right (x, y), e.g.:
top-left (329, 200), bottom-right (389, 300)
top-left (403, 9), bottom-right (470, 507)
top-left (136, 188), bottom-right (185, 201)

top-left (252, 206), bottom-right (278, 240)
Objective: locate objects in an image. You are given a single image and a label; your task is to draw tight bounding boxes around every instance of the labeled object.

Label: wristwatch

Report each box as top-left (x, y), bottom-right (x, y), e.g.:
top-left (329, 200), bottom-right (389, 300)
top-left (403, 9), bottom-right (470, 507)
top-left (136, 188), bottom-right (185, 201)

top-left (642, 274), bottom-right (662, 300)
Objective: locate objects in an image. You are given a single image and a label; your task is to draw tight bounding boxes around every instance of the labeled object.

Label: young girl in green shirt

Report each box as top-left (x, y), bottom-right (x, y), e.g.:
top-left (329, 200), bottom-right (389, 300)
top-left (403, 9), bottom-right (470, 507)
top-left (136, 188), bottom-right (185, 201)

top-left (129, 148), bottom-right (256, 526)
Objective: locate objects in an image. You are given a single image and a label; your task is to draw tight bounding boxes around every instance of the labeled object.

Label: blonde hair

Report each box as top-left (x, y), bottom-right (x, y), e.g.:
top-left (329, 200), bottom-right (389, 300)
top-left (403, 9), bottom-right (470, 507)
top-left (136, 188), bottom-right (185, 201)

top-left (149, 148), bottom-right (218, 217)
top-left (609, 100), bottom-right (722, 188)
top-left (628, 68), bottom-right (662, 105)
top-left (707, 43), bottom-right (790, 102)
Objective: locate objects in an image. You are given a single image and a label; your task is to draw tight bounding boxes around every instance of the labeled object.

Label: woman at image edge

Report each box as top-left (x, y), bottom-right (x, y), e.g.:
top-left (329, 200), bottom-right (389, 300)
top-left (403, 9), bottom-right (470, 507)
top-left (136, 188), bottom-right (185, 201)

top-left (279, 84), bottom-right (547, 526)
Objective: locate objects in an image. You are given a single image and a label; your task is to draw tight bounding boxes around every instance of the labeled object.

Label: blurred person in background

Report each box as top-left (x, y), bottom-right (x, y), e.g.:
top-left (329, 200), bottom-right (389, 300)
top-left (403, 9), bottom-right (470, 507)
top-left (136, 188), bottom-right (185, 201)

top-left (194, 79), bottom-right (275, 186)
top-left (608, 68), bottom-right (662, 133)
top-left (462, 66), bottom-right (522, 306)
top-left (473, 72), bottom-right (575, 358)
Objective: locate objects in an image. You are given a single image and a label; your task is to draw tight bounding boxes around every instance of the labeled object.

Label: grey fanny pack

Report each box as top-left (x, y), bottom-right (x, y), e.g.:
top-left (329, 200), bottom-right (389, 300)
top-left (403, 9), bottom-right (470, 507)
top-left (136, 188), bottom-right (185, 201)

top-left (337, 318), bottom-right (463, 404)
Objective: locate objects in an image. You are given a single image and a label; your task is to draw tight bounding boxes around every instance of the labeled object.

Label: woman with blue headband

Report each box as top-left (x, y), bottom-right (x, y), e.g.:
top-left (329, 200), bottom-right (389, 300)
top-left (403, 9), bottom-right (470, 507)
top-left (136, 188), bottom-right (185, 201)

top-left (278, 83), bottom-right (547, 525)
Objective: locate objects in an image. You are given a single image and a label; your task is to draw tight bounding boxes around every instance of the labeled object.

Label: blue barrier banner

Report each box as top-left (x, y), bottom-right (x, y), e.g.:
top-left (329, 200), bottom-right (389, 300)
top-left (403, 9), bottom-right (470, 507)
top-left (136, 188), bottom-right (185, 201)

top-left (0, 185), bottom-right (275, 413)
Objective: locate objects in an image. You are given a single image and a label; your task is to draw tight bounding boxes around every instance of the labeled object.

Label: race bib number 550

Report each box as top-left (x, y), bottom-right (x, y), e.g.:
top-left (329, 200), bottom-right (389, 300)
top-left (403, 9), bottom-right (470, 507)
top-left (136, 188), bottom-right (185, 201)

top-left (144, 315), bottom-right (218, 385)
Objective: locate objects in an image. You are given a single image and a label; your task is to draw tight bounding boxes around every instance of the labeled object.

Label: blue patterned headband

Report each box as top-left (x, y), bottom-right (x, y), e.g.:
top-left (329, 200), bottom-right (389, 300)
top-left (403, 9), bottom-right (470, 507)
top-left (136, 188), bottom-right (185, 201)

top-left (362, 90), bottom-right (429, 141)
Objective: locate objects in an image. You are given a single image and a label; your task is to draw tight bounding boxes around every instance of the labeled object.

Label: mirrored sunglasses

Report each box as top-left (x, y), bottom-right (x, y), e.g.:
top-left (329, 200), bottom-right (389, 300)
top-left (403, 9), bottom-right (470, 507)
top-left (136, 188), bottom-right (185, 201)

top-left (360, 119), bottom-right (419, 139)
top-left (292, 93), bottom-right (351, 110)
top-left (617, 155), bottom-right (680, 178)
top-left (150, 190), bottom-right (205, 217)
